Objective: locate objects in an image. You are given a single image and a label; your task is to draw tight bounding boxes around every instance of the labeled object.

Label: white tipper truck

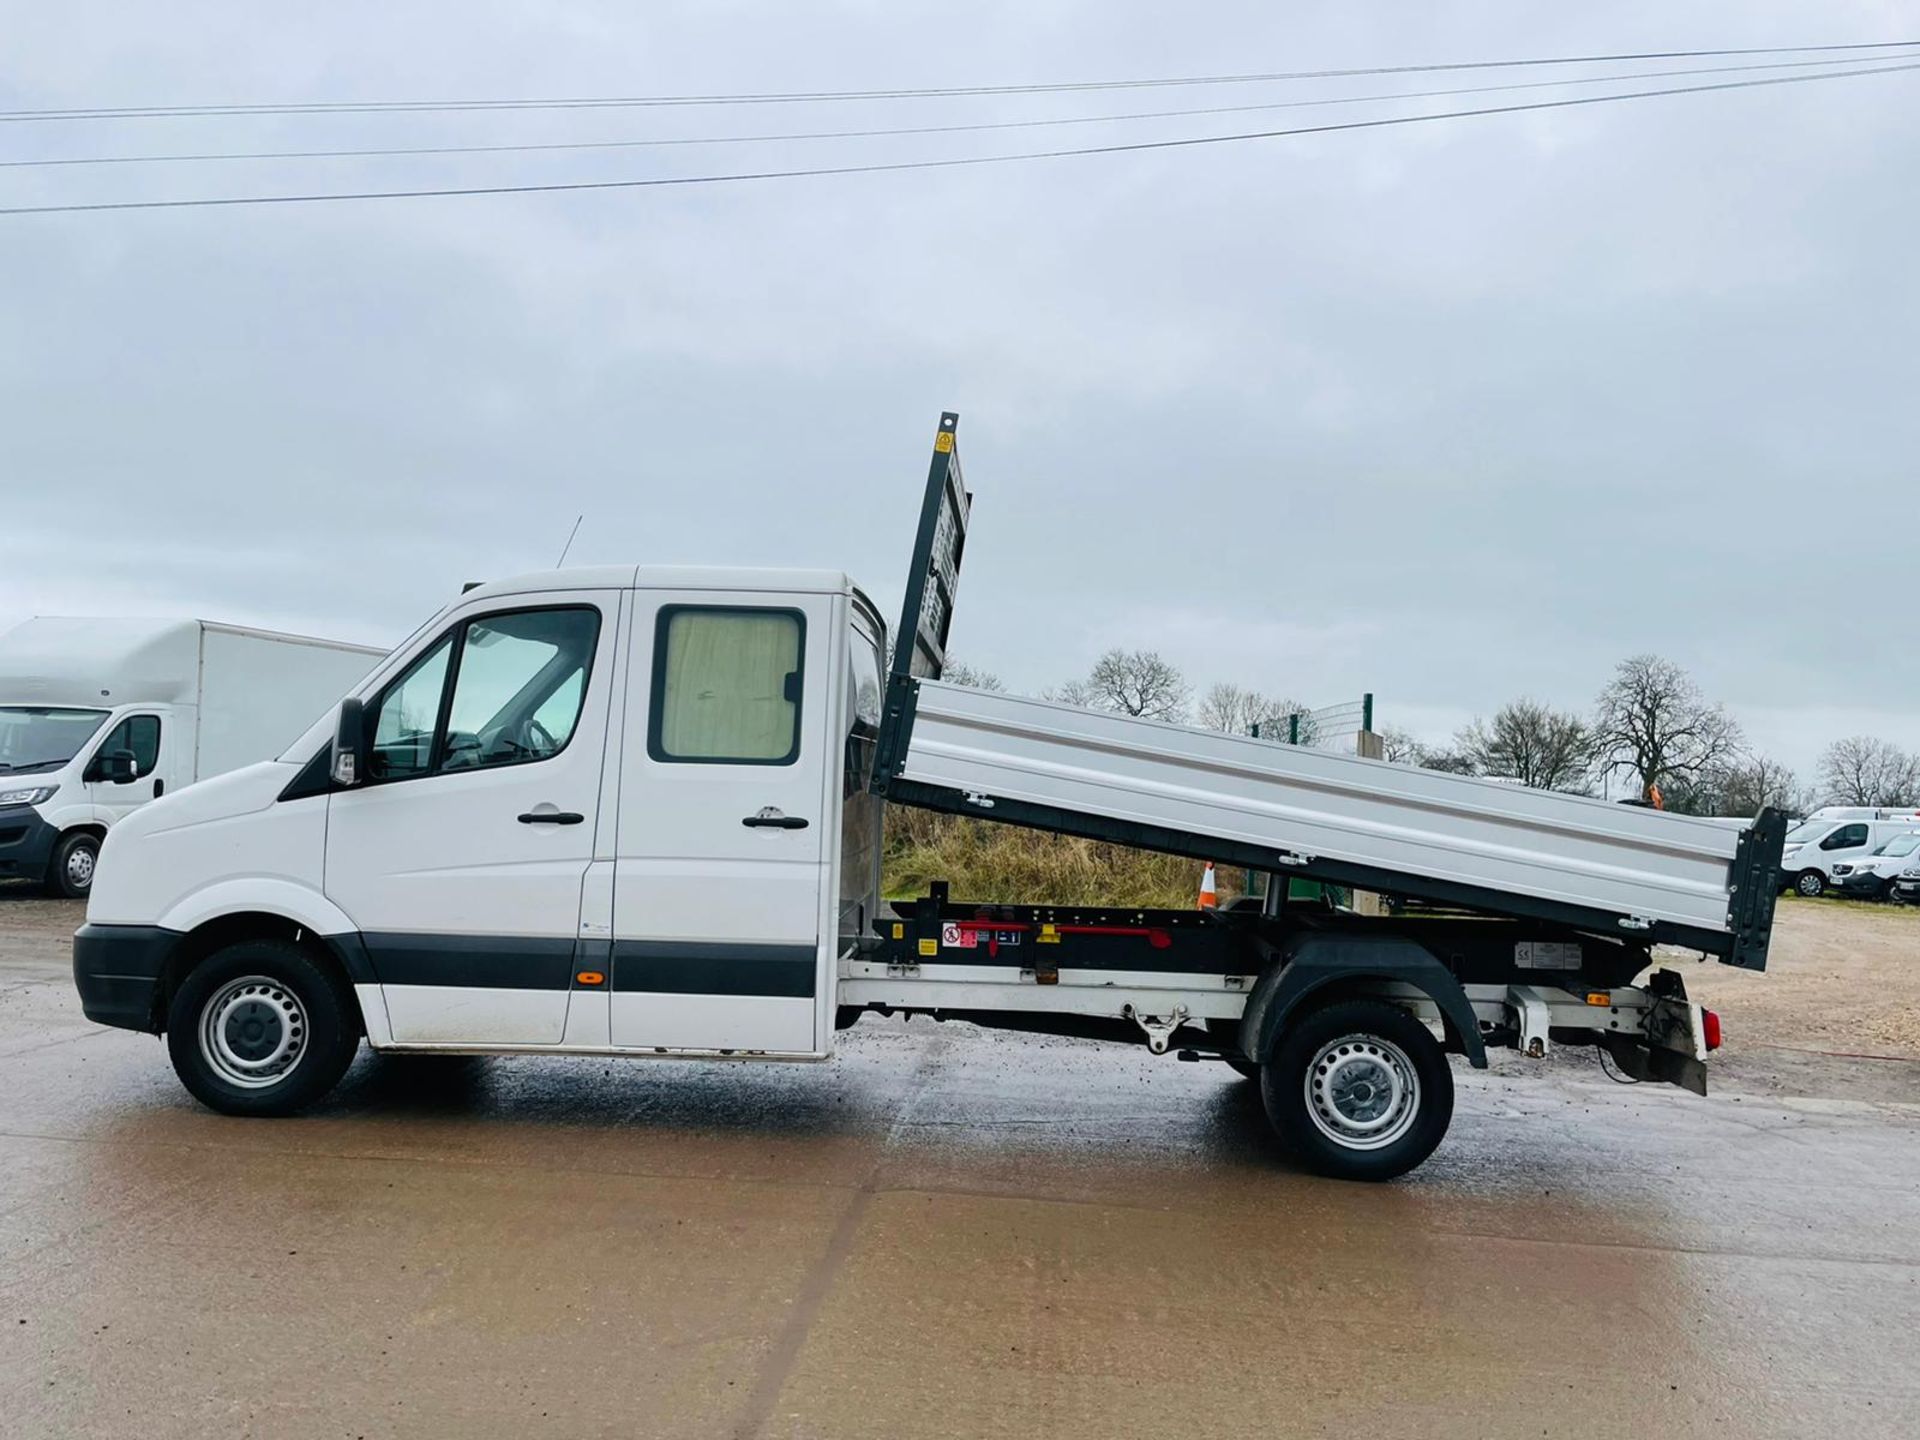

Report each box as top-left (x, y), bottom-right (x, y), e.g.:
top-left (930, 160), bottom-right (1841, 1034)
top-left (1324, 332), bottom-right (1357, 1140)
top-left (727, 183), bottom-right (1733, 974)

top-left (72, 415), bottom-right (1783, 1180)
top-left (0, 618), bottom-right (384, 896)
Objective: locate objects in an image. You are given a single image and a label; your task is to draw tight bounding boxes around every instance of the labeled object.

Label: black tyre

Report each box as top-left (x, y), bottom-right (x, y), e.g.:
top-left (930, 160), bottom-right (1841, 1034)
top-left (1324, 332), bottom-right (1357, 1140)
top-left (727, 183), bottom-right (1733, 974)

top-left (46, 831), bottom-right (100, 899)
top-left (1261, 999), bottom-right (1454, 1182)
top-left (165, 940), bottom-right (361, 1116)
top-left (1794, 870), bottom-right (1825, 898)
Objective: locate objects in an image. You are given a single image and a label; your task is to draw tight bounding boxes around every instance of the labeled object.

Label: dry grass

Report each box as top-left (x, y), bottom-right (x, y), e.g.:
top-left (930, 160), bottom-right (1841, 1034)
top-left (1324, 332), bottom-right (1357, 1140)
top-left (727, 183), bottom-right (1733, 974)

top-left (882, 809), bottom-right (1244, 908)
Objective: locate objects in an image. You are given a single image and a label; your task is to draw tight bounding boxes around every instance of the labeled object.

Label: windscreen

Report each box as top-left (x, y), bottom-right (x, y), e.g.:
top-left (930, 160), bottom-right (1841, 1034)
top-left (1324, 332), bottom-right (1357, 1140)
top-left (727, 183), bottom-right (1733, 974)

top-left (0, 707), bottom-right (110, 776)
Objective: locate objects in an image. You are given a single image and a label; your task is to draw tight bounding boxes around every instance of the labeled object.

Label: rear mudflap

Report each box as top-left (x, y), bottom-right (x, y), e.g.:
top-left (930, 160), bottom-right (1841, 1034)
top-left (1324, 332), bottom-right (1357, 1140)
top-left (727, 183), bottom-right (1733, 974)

top-left (1600, 975), bottom-right (1709, 1095)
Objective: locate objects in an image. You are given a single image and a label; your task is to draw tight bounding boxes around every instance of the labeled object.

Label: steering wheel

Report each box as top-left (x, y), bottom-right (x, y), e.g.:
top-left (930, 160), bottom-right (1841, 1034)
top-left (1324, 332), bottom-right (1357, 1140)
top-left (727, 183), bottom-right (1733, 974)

top-left (520, 716), bottom-right (558, 757)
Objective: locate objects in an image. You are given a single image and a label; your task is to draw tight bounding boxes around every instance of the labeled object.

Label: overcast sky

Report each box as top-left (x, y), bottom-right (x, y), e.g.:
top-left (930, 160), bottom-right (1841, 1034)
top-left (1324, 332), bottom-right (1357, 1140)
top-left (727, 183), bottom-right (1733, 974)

top-left (2, 3), bottom-right (1915, 781)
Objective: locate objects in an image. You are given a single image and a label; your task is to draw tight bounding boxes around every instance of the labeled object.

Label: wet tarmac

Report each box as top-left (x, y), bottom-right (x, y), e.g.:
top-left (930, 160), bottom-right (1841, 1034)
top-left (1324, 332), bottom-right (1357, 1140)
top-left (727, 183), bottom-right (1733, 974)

top-left (3, 893), bottom-right (1918, 1438)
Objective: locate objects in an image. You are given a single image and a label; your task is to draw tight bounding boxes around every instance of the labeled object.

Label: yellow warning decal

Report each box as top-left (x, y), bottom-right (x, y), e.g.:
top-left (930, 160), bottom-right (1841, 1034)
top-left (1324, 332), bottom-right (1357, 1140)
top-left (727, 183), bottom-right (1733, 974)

top-left (934, 432), bottom-right (954, 453)
top-left (892, 923), bottom-right (905, 939)
top-left (918, 938), bottom-right (939, 956)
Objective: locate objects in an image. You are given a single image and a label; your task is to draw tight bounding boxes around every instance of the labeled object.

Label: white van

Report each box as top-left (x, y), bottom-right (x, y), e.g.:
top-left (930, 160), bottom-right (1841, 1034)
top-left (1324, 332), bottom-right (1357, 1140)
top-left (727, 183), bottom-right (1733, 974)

top-left (1777, 813), bottom-right (1920, 897)
top-left (0, 618), bottom-right (384, 896)
top-left (1832, 832), bottom-right (1920, 899)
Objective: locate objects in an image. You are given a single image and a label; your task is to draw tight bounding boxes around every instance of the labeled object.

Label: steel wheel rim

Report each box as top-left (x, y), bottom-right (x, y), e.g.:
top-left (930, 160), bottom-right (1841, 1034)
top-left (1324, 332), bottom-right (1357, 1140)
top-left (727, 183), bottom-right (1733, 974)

top-left (66, 844), bottom-right (95, 888)
top-left (1798, 873), bottom-right (1822, 896)
top-left (199, 976), bottom-right (308, 1089)
top-left (1303, 1033), bottom-right (1420, 1152)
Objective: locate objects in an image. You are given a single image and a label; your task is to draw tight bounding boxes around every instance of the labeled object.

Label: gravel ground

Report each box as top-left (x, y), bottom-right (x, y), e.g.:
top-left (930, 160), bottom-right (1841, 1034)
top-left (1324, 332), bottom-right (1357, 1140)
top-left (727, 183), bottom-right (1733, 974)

top-left (1677, 894), bottom-right (1920, 1103)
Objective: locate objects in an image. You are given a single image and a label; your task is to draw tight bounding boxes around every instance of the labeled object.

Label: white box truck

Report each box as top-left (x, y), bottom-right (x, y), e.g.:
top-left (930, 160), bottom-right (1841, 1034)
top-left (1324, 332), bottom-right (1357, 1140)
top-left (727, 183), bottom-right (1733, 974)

top-left (0, 618), bottom-right (385, 896)
top-left (72, 416), bottom-right (1784, 1180)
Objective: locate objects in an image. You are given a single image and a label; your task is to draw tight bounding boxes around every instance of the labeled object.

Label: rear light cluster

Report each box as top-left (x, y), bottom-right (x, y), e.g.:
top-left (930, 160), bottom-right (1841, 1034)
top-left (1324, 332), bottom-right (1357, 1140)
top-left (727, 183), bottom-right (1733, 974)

top-left (1701, 1009), bottom-right (1723, 1052)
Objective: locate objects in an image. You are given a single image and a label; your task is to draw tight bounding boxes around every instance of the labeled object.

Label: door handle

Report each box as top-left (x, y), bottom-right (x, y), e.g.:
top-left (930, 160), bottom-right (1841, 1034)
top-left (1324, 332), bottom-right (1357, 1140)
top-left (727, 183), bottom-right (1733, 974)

top-left (742, 808), bottom-right (809, 830)
top-left (518, 810), bottom-right (585, 825)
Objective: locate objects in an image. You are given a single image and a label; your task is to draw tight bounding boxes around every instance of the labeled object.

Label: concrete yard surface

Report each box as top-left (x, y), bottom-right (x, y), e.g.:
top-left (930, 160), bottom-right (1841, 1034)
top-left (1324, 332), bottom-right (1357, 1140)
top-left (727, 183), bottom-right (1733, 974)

top-left (2, 888), bottom-right (1918, 1438)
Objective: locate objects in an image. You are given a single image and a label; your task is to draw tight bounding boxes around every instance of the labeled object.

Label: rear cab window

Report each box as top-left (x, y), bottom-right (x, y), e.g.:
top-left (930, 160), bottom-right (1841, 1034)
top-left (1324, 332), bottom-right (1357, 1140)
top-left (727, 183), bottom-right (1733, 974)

top-left (647, 607), bottom-right (806, 765)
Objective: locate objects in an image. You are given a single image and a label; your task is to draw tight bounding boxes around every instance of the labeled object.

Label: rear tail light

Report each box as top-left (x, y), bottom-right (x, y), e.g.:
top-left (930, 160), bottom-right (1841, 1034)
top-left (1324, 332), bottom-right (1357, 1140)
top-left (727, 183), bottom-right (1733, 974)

top-left (1701, 1009), bottom-right (1722, 1052)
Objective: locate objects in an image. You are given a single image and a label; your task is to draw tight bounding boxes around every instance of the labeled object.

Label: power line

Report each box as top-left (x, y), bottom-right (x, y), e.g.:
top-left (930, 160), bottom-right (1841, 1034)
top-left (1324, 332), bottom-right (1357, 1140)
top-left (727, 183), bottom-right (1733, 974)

top-left (0, 53), bottom-right (1886, 170)
top-left (3, 40), bottom-right (1916, 122)
top-left (3, 60), bottom-right (1912, 218)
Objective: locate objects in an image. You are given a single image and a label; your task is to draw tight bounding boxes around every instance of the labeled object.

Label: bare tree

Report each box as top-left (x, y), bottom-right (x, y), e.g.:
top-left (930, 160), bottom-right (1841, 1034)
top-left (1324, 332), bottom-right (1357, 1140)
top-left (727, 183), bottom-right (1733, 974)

top-left (1197, 682), bottom-right (1314, 738)
top-left (1819, 736), bottom-right (1920, 807)
top-left (1593, 655), bottom-right (1743, 804)
top-left (1415, 745), bottom-right (1481, 775)
top-left (1375, 726), bottom-right (1424, 765)
top-left (1456, 699), bottom-right (1594, 793)
top-left (1720, 756), bottom-right (1804, 821)
top-left (941, 661), bottom-right (1004, 693)
top-left (1045, 678), bottom-right (1098, 709)
top-left (1079, 649), bottom-right (1190, 722)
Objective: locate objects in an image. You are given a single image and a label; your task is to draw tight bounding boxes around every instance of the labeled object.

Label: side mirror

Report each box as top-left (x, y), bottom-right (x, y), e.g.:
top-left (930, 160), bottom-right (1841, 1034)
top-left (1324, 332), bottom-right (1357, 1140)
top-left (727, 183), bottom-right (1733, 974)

top-left (331, 697), bottom-right (367, 787)
top-left (99, 750), bottom-right (138, 784)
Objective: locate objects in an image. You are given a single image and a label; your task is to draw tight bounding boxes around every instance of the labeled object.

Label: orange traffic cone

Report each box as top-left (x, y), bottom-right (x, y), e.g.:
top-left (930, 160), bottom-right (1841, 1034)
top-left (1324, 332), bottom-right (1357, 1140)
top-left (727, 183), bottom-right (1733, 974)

top-left (1198, 863), bottom-right (1219, 909)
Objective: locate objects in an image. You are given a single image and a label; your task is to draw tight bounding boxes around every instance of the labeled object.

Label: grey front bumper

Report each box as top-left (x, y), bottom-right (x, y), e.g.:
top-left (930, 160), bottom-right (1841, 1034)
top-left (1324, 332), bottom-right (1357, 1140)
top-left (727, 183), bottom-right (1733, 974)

top-left (72, 923), bottom-right (177, 1032)
top-left (0, 808), bottom-right (59, 881)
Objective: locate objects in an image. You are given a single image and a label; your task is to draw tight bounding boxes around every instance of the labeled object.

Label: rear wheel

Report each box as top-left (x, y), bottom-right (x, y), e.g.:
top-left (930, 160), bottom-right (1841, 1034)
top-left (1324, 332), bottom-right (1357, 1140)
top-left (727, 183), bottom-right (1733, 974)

top-left (46, 831), bottom-right (100, 899)
top-left (1794, 870), bottom-right (1826, 898)
top-left (165, 940), bottom-right (360, 1116)
top-left (1261, 999), bottom-right (1454, 1182)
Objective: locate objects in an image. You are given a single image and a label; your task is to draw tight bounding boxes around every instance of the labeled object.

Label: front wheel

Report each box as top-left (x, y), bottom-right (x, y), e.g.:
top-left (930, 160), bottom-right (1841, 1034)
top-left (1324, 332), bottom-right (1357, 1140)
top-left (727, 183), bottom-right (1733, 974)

top-left (165, 940), bottom-right (361, 1116)
top-left (46, 831), bottom-right (100, 898)
top-left (1794, 870), bottom-right (1826, 898)
top-left (1261, 999), bottom-right (1454, 1182)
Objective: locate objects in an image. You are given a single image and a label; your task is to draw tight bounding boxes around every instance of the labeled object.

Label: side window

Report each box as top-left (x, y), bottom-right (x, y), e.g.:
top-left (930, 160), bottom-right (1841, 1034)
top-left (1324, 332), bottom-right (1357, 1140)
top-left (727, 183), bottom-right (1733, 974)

top-left (440, 609), bottom-right (599, 772)
top-left (369, 636), bottom-right (452, 781)
top-left (1822, 824), bottom-right (1869, 851)
top-left (96, 714), bottom-right (161, 779)
top-left (363, 606), bottom-right (600, 782)
top-left (649, 607), bottom-right (805, 765)
top-left (848, 624), bottom-right (882, 737)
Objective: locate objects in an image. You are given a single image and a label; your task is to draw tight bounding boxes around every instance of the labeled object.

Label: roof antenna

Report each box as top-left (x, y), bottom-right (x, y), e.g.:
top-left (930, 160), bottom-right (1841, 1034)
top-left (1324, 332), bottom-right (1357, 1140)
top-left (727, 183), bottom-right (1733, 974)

top-left (554, 514), bottom-right (584, 568)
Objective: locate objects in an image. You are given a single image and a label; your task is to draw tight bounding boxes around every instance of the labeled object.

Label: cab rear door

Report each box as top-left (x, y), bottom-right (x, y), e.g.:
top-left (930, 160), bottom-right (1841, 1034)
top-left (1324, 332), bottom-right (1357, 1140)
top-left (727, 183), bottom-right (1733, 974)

top-left (609, 587), bottom-right (839, 1055)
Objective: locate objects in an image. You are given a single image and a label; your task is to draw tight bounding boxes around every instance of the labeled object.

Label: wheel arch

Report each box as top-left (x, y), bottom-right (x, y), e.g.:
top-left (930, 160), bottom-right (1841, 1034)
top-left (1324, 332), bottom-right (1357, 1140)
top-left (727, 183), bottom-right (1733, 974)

top-left (1242, 933), bottom-right (1487, 1069)
top-left (49, 823), bottom-right (107, 864)
top-left (152, 908), bottom-right (374, 1037)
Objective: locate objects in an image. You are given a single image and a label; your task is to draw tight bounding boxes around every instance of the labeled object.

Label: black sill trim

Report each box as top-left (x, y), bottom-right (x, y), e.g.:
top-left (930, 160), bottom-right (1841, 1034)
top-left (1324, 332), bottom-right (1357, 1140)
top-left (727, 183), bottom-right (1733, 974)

top-left (363, 932), bottom-right (577, 990)
top-left (612, 940), bottom-right (817, 998)
top-left (355, 933), bottom-right (818, 998)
